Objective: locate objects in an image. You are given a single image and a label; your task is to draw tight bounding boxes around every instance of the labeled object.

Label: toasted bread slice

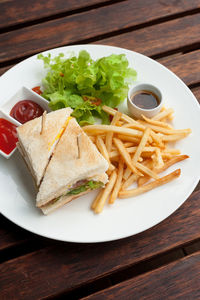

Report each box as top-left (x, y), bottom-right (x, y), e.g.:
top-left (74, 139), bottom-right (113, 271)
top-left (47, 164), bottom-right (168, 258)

top-left (17, 107), bottom-right (73, 187)
top-left (36, 117), bottom-right (108, 208)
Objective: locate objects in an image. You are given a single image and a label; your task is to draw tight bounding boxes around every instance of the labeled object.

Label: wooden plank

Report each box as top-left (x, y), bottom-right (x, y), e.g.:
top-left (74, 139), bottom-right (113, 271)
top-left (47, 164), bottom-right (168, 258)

top-left (84, 252), bottom-right (200, 299)
top-left (0, 0), bottom-right (111, 29)
top-left (0, 216), bottom-right (32, 251)
top-left (0, 0), bottom-right (200, 63)
top-left (184, 240), bottom-right (200, 254)
top-left (96, 14), bottom-right (200, 57)
top-left (0, 190), bottom-right (199, 299)
top-left (157, 50), bottom-right (200, 86)
top-left (192, 86), bottom-right (200, 103)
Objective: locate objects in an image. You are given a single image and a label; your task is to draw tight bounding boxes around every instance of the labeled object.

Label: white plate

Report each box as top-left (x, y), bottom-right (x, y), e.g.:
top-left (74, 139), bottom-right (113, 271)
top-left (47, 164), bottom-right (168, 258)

top-left (0, 44), bottom-right (200, 243)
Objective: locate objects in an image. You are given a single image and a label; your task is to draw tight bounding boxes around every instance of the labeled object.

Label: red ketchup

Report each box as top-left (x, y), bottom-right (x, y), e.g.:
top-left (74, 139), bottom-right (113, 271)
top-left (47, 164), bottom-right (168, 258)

top-left (10, 100), bottom-right (44, 124)
top-left (0, 118), bottom-right (18, 155)
top-left (32, 86), bottom-right (42, 95)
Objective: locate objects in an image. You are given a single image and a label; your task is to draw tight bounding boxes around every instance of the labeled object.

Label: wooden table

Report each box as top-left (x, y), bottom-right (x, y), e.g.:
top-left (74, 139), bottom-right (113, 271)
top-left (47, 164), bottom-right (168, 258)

top-left (0, 1), bottom-right (200, 299)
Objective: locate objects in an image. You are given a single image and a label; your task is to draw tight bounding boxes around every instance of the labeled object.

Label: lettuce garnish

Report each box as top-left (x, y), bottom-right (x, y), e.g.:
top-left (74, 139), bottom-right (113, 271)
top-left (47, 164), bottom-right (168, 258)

top-left (38, 50), bottom-right (137, 124)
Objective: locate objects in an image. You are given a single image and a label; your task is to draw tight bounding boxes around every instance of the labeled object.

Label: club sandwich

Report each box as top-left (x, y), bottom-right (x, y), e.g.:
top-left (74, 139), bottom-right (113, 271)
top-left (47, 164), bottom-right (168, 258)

top-left (17, 108), bottom-right (108, 214)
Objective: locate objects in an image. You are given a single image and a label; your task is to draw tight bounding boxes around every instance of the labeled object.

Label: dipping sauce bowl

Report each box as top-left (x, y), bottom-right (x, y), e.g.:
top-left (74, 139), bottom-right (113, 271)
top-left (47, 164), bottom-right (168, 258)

top-left (127, 83), bottom-right (163, 119)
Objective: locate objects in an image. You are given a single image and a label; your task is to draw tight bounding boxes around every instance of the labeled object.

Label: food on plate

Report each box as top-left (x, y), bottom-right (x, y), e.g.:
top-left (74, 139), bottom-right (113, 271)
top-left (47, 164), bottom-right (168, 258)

top-left (0, 118), bottom-right (18, 155)
top-left (17, 107), bottom-right (73, 187)
top-left (17, 108), bottom-right (109, 214)
top-left (36, 116), bottom-right (108, 214)
top-left (119, 169), bottom-right (181, 198)
top-left (10, 100), bottom-right (44, 124)
top-left (38, 50), bottom-right (137, 125)
top-left (32, 86), bottom-right (42, 95)
top-left (83, 105), bottom-right (191, 213)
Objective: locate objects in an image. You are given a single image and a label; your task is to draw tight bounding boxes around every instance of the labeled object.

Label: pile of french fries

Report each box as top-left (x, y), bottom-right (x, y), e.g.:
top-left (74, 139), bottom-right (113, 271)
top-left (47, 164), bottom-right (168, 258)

top-left (83, 105), bottom-right (191, 214)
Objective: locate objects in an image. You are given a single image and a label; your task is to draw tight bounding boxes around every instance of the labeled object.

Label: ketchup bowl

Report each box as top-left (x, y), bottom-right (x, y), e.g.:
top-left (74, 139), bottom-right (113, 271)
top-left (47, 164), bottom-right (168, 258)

top-left (0, 110), bottom-right (20, 159)
top-left (1, 86), bottom-right (50, 118)
top-left (0, 86), bottom-right (51, 159)
top-left (127, 83), bottom-right (163, 119)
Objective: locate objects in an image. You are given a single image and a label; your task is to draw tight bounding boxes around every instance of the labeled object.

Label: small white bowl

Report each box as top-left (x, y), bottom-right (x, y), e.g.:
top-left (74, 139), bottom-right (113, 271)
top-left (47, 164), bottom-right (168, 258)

top-left (0, 110), bottom-right (20, 159)
top-left (127, 83), bottom-right (163, 119)
top-left (0, 86), bottom-right (51, 159)
top-left (1, 86), bottom-right (50, 115)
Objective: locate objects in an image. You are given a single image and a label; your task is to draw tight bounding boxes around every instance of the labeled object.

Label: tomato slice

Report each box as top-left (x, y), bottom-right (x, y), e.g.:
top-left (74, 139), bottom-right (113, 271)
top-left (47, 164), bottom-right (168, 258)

top-left (32, 86), bottom-right (42, 95)
top-left (82, 95), bottom-right (102, 106)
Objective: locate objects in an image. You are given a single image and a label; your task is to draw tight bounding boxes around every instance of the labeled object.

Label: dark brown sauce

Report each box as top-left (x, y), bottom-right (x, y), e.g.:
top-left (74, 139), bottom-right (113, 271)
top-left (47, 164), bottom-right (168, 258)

top-left (131, 90), bottom-right (160, 110)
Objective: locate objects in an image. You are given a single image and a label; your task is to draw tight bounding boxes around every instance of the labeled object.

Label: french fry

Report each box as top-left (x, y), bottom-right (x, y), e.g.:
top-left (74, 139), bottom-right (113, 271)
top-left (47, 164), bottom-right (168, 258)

top-left (113, 138), bottom-right (142, 176)
top-left (163, 148), bottom-right (181, 155)
top-left (122, 122), bottom-right (145, 131)
top-left (117, 134), bottom-right (140, 144)
top-left (86, 103), bottom-right (191, 213)
top-left (119, 169), bottom-right (181, 198)
top-left (136, 162), bottom-right (159, 179)
top-left (115, 121), bottom-right (124, 126)
top-left (152, 108), bottom-right (174, 121)
top-left (109, 160), bottom-right (124, 204)
top-left (132, 128), bottom-right (150, 164)
top-left (83, 124), bottom-right (143, 138)
top-left (96, 136), bottom-right (115, 171)
top-left (162, 133), bottom-right (189, 142)
top-left (156, 155), bottom-right (189, 172)
top-left (122, 128), bottom-right (151, 180)
top-left (94, 171), bottom-right (117, 213)
top-left (105, 111), bottom-right (122, 152)
top-left (124, 142), bottom-right (134, 148)
top-left (109, 146), bottom-right (156, 160)
top-left (102, 105), bottom-right (140, 125)
top-left (91, 189), bottom-right (104, 210)
top-left (155, 148), bottom-right (164, 169)
top-left (150, 130), bottom-right (164, 148)
top-left (123, 167), bottom-right (132, 180)
top-left (109, 147), bottom-right (136, 160)
top-left (138, 155), bottom-right (188, 186)
top-left (123, 149), bottom-right (155, 180)
top-left (88, 135), bottom-right (96, 143)
top-left (142, 114), bottom-right (173, 129)
top-left (121, 173), bottom-right (138, 190)
top-left (139, 121), bottom-right (191, 135)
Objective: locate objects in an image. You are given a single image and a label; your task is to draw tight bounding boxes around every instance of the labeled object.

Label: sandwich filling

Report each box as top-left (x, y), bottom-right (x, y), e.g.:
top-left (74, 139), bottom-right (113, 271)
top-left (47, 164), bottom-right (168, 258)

top-left (67, 180), bottom-right (103, 195)
top-left (40, 180), bottom-right (103, 207)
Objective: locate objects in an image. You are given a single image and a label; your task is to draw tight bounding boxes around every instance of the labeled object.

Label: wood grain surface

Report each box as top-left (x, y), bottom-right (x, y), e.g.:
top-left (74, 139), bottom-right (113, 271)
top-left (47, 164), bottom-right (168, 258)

top-left (0, 0), bottom-right (200, 299)
top-left (0, 0), bottom-right (111, 29)
top-left (0, 190), bottom-right (199, 299)
top-left (97, 14), bottom-right (200, 57)
top-left (83, 252), bottom-right (200, 299)
top-left (157, 50), bottom-right (200, 86)
top-left (0, 0), bottom-right (200, 63)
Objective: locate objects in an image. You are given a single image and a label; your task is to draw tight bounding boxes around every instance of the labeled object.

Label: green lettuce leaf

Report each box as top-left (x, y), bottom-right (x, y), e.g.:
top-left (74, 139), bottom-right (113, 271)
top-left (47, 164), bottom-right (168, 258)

top-left (67, 180), bottom-right (103, 195)
top-left (38, 50), bottom-right (137, 124)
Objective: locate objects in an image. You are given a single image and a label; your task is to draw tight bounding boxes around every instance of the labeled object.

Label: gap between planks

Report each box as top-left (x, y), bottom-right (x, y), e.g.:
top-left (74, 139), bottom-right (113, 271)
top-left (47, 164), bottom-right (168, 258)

top-left (47, 241), bottom-right (200, 300)
top-left (0, 0), bottom-right (126, 34)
